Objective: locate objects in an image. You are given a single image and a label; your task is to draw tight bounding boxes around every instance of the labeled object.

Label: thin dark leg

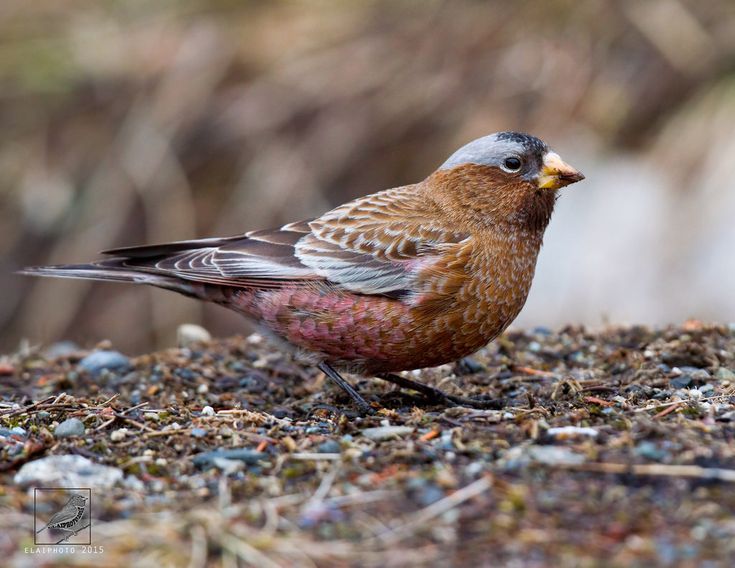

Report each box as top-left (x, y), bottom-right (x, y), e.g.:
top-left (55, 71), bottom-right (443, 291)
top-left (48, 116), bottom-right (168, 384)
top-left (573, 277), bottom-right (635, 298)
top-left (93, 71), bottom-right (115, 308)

top-left (377, 373), bottom-right (502, 410)
top-left (318, 362), bottom-right (374, 415)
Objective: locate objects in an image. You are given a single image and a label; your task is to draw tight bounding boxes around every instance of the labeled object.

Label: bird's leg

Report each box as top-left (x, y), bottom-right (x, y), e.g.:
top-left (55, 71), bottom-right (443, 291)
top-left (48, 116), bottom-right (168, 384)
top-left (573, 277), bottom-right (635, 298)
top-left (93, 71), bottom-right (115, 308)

top-left (317, 362), bottom-right (375, 415)
top-left (376, 373), bottom-right (503, 410)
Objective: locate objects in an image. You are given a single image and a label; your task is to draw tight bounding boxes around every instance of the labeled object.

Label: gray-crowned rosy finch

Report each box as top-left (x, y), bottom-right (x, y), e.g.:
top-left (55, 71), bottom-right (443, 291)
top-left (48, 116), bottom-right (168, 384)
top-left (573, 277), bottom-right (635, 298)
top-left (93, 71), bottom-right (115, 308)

top-left (23, 132), bottom-right (584, 413)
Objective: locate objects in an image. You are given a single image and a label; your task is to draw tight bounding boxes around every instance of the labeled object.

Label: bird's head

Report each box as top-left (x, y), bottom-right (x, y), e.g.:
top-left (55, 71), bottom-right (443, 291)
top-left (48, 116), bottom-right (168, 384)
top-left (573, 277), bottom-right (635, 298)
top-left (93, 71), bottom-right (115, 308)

top-left (430, 131), bottom-right (584, 232)
top-left (69, 494), bottom-right (88, 506)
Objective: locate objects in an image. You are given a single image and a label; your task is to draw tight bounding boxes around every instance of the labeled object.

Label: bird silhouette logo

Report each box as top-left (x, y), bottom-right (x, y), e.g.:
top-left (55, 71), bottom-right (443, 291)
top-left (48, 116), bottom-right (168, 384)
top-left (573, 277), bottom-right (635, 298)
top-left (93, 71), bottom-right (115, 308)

top-left (34, 490), bottom-right (91, 544)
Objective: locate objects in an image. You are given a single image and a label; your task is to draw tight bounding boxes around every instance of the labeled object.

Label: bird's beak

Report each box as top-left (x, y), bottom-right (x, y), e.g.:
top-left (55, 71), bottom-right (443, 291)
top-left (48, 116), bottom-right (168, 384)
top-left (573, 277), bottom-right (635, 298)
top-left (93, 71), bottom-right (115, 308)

top-left (536, 152), bottom-right (584, 189)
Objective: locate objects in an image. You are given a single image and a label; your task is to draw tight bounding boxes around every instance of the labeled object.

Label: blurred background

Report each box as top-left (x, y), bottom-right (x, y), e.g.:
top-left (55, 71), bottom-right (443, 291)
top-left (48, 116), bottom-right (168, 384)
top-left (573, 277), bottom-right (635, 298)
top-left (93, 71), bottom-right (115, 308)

top-left (1, 0), bottom-right (734, 354)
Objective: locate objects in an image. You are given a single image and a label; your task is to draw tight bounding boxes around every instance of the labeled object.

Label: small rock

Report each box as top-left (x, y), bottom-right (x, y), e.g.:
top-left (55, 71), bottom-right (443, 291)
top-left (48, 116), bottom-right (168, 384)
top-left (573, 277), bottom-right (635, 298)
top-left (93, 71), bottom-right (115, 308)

top-left (546, 426), bottom-right (599, 440)
top-left (14, 455), bottom-right (123, 488)
top-left (635, 441), bottom-right (668, 461)
top-left (715, 367), bottom-right (735, 381)
top-left (197, 383), bottom-right (209, 394)
top-left (193, 449), bottom-right (265, 469)
top-left (527, 446), bottom-right (586, 466)
top-left (219, 426), bottom-right (233, 437)
top-left (11, 426), bottom-right (27, 436)
top-left (110, 428), bottom-right (128, 442)
top-left (670, 376), bottom-right (692, 389)
top-left (177, 323), bottom-right (212, 348)
top-left (361, 426), bottom-right (414, 441)
top-left (191, 428), bottom-right (208, 438)
top-left (211, 458), bottom-right (245, 474)
top-left (317, 440), bottom-right (341, 454)
top-left (201, 406), bottom-right (215, 416)
top-left (455, 357), bottom-right (485, 375)
top-left (54, 418), bottom-right (85, 438)
top-left (79, 350), bottom-right (131, 377)
top-left (407, 478), bottom-right (445, 506)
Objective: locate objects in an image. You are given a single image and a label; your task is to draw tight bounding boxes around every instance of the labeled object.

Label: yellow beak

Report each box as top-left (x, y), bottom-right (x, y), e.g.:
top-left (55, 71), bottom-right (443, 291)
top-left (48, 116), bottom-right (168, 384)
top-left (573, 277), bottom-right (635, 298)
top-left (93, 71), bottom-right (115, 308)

top-left (537, 152), bottom-right (584, 189)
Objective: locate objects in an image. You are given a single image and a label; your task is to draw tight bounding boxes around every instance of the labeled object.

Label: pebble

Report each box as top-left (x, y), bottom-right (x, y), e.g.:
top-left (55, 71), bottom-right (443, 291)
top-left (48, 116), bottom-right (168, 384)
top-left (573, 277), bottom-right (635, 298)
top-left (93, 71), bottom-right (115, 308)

top-left (191, 428), bottom-right (208, 438)
top-left (670, 376), bottom-right (692, 389)
top-left (456, 357), bottom-right (485, 374)
top-left (502, 446), bottom-right (586, 469)
top-left (79, 350), bottom-right (131, 377)
top-left (54, 417), bottom-right (85, 438)
top-left (715, 367), bottom-right (735, 381)
top-left (201, 406), bottom-right (215, 416)
top-left (193, 449), bottom-right (265, 469)
top-left (635, 441), bottom-right (669, 461)
top-left (407, 478), bottom-right (445, 506)
top-left (177, 323), bottom-right (212, 348)
top-left (317, 440), bottom-right (341, 454)
top-left (14, 455), bottom-right (123, 488)
top-left (546, 426), bottom-right (599, 440)
top-left (110, 428), bottom-right (128, 442)
top-left (527, 446), bottom-right (586, 466)
top-left (361, 426), bottom-right (414, 441)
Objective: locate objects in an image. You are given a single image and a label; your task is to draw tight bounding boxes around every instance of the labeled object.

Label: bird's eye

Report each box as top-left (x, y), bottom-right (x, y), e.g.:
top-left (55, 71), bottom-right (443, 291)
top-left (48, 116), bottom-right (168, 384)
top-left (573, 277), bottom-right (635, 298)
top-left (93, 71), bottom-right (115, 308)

top-left (501, 156), bottom-right (522, 172)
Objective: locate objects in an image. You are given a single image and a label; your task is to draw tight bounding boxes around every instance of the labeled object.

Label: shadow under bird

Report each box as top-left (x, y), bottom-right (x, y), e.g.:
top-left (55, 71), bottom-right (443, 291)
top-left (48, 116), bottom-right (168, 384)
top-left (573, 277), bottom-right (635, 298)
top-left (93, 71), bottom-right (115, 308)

top-left (22, 132), bottom-right (584, 414)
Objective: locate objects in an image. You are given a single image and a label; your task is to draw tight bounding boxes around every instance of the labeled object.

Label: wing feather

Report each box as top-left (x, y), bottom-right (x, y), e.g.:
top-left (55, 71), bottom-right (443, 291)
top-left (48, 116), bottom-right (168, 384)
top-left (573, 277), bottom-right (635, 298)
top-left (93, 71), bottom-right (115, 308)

top-left (96, 185), bottom-right (468, 297)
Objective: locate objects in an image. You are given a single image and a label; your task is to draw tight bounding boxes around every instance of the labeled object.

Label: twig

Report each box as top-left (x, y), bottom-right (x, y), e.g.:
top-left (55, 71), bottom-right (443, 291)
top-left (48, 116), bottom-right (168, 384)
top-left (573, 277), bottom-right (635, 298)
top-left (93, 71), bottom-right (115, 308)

top-left (550, 462), bottom-right (735, 482)
top-left (634, 395), bottom-right (724, 413)
top-left (1, 395), bottom-right (56, 417)
top-left (120, 402), bottom-right (149, 415)
top-left (374, 475), bottom-right (493, 544)
top-left (653, 401), bottom-right (683, 419)
top-left (513, 366), bottom-right (557, 378)
top-left (290, 453), bottom-right (341, 461)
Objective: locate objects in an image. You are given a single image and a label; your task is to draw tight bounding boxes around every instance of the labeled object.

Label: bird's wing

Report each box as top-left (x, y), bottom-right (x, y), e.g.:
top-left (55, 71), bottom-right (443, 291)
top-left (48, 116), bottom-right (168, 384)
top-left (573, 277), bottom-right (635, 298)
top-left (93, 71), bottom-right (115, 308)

top-left (98, 186), bottom-right (468, 297)
top-left (295, 186), bottom-right (469, 295)
top-left (43, 503), bottom-right (79, 527)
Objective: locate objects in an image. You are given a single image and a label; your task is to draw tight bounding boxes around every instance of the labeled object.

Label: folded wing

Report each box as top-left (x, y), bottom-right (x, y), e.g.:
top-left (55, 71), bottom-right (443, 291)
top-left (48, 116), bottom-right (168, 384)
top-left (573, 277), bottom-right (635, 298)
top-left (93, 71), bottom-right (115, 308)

top-left (25, 186), bottom-right (469, 300)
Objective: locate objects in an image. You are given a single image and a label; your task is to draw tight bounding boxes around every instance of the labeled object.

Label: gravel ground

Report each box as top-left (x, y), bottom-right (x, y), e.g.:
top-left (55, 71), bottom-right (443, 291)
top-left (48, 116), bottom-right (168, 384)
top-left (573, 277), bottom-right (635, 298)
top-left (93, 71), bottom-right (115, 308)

top-left (1, 323), bottom-right (734, 567)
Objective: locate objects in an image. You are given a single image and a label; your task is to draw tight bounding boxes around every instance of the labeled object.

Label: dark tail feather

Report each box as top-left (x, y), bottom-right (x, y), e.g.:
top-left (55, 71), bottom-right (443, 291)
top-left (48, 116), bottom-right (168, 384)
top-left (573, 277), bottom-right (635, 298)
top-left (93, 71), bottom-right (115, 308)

top-left (18, 260), bottom-right (200, 296)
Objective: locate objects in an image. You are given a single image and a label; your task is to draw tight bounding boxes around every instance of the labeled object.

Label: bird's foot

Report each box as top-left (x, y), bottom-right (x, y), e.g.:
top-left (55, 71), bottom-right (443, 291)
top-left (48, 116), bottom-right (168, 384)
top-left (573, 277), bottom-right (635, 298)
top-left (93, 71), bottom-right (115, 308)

top-left (317, 362), bottom-right (376, 415)
top-left (376, 373), bottom-right (503, 410)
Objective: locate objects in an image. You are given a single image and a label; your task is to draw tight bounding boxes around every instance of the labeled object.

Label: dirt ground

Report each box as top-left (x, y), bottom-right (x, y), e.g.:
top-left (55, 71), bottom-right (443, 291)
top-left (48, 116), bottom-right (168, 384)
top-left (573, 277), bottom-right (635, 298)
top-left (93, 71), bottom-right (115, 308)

top-left (1, 323), bottom-right (734, 567)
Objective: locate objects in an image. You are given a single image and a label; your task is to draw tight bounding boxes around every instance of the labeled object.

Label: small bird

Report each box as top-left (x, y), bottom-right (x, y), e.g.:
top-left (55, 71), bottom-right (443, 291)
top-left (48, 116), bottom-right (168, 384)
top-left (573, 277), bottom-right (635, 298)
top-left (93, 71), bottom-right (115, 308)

top-left (23, 132), bottom-right (583, 413)
top-left (36, 493), bottom-right (89, 536)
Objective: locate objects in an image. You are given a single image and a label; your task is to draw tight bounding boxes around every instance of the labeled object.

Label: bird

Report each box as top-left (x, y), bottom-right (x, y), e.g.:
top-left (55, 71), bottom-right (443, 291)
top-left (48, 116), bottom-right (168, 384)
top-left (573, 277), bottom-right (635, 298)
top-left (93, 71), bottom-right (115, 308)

top-left (36, 493), bottom-right (89, 536)
top-left (22, 131), bottom-right (583, 413)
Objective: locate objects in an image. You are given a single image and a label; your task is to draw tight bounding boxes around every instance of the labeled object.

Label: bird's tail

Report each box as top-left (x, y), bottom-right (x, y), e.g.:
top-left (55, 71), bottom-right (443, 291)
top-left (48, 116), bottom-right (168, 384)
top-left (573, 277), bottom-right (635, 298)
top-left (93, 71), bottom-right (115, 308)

top-left (19, 260), bottom-right (202, 297)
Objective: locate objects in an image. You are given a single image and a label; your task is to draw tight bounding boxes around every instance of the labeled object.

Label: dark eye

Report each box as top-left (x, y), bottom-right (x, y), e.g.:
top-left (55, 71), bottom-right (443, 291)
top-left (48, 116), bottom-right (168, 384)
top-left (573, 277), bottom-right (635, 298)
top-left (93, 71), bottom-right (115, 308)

top-left (502, 156), bottom-right (522, 172)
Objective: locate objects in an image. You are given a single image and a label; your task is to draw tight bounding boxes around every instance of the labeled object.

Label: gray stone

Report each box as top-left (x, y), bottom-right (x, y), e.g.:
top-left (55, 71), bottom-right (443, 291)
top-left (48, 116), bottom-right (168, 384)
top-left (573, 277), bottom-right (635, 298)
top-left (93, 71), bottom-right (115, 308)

top-left (715, 367), bottom-right (735, 381)
top-left (317, 440), bottom-right (341, 454)
top-left (79, 350), bottom-right (131, 377)
top-left (670, 376), bottom-right (692, 389)
top-left (54, 418), bottom-right (85, 438)
top-left (14, 455), bottom-right (123, 488)
top-left (177, 323), bottom-right (212, 348)
top-left (361, 426), bottom-right (414, 441)
top-left (193, 449), bottom-right (265, 469)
